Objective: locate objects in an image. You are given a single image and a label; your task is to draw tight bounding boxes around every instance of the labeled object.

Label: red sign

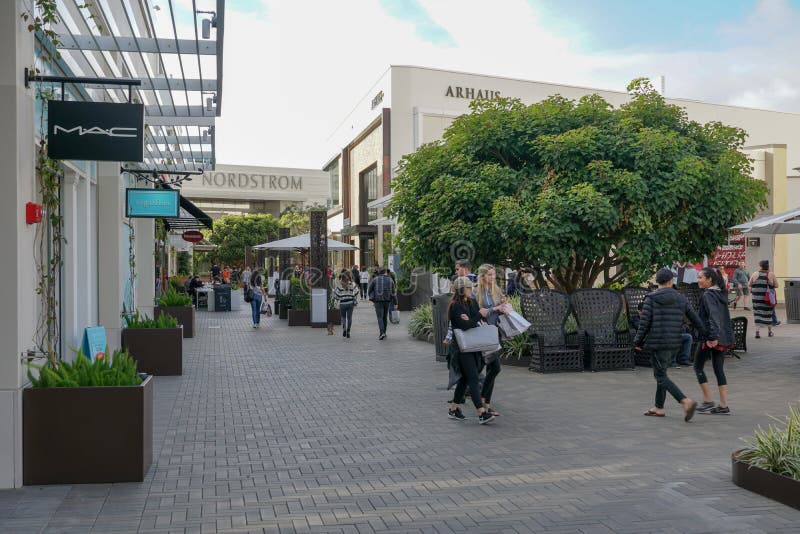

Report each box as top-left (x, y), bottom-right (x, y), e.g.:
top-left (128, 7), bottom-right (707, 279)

top-left (182, 230), bottom-right (203, 243)
top-left (712, 233), bottom-right (745, 279)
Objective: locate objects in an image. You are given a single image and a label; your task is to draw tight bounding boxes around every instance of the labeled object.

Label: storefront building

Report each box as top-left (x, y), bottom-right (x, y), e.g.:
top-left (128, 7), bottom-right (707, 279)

top-left (325, 65), bottom-right (800, 278)
top-left (180, 164), bottom-right (329, 219)
top-left (0, 0), bottom-right (223, 488)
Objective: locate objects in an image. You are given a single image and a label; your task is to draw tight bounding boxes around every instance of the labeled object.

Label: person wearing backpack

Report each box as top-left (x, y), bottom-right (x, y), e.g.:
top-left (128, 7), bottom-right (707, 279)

top-left (749, 259), bottom-right (778, 338)
top-left (367, 266), bottom-right (397, 340)
top-left (249, 268), bottom-right (266, 329)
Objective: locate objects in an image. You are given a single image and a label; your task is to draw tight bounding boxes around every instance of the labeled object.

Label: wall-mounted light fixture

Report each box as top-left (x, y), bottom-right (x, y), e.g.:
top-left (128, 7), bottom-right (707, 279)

top-left (195, 10), bottom-right (217, 39)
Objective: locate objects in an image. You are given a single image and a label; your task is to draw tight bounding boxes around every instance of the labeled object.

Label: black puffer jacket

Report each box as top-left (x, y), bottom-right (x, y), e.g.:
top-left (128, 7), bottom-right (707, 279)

top-left (633, 287), bottom-right (704, 351)
top-left (698, 287), bottom-right (734, 346)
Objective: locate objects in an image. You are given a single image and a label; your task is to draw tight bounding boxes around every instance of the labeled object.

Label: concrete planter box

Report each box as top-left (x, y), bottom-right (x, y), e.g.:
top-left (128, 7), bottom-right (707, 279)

top-left (328, 309), bottom-right (341, 325)
top-left (396, 293), bottom-right (414, 312)
top-left (288, 309), bottom-right (310, 326)
top-left (732, 450), bottom-right (800, 510)
top-left (278, 301), bottom-right (288, 319)
top-left (23, 375), bottom-right (153, 485)
top-left (230, 290), bottom-right (243, 311)
top-left (122, 327), bottom-right (183, 376)
top-left (154, 305), bottom-right (194, 338)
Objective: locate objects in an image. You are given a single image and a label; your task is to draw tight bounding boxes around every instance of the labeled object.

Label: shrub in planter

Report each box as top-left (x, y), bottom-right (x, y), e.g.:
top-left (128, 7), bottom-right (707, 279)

top-left (24, 350), bottom-right (153, 484)
top-left (500, 331), bottom-right (533, 367)
top-left (155, 287), bottom-right (195, 338)
top-left (408, 304), bottom-right (433, 341)
top-left (288, 276), bottom-right (311, 326)
top-left (122, 311), bottom-right (183, 376)
top-left (732, 403), bottom-right (800, 510)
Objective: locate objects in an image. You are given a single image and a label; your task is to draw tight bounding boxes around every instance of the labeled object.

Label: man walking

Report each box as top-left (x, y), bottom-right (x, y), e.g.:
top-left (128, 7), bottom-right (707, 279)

top-left (634, 268), bottom-right (705, 422)
top-left (732, 261), bottom-right (750, 310)
top-left (368, 266), bottom-right (397, 340)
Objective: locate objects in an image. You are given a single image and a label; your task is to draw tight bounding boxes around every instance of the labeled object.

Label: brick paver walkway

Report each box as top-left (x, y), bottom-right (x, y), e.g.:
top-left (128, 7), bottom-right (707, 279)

top-left (2, 302), bottom-right (800, 533)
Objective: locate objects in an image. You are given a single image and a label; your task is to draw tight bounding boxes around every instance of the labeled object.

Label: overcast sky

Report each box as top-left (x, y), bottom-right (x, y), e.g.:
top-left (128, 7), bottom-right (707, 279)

top-left (212, 0), bottom-right (800, 170)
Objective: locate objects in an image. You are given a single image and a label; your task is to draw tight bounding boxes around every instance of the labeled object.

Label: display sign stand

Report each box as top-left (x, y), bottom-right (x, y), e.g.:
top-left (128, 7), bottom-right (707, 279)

top-left (80, 326), bottom-right (107, 361)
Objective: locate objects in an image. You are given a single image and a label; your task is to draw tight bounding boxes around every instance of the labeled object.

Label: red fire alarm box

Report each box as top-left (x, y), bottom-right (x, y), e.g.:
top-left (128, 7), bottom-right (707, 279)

top-left (26, 202), bottom-right (42, 225)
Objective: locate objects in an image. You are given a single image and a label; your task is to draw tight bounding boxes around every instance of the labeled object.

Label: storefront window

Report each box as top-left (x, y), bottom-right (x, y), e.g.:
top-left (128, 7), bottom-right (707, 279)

top-left (361, 166), bottom-right (378, 222)
top-left (327, 161), bottom-right (340, 207)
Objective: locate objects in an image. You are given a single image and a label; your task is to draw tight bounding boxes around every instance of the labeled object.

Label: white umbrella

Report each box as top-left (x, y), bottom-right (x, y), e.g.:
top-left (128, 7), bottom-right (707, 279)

top-left (730, 207), bottom-right (800, 234)
top-left (252, 233), bottom-right (358, 251)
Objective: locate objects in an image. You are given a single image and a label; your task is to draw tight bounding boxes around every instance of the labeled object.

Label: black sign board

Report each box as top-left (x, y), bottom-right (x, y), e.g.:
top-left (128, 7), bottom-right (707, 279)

top-left (47, 100), bottom-right (144, 162)
top-left (746, 237), bottom-right (761, 247)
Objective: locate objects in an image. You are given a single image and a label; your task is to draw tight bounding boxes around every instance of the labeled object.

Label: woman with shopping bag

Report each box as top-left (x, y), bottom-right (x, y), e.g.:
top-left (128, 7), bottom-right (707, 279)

top-left (447, 276), bottom-right (496, 424)
top-left (476, 264), bottom-right (508, 417)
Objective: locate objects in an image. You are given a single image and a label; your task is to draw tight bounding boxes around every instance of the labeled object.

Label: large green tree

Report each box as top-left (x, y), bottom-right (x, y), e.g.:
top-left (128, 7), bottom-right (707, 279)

top-left (387, 79), bottom-right (768, 292)
top-left (208, 214), bottom-right (279, 266)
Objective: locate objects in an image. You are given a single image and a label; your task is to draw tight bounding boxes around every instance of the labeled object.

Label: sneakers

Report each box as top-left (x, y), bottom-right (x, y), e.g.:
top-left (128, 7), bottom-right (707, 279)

top-left (697, 401), bottom-right (715, 413)
top-left (774, 320), bottom-right (782, 326)
top-left (478, 411), bottom-right (496, 424)
top-left (709, 406), bottom-right (731, 415)
top-left (768, 331), bottom-right (774, 337)
top-left (346, 330), bottom-right (351, 338)
top-left (755, 331), bottom-right (761, 339)
top-left (448, 407), bottom-right (466, 421)
top-left (669, 362), bottom-right (680, 369)
top-left (379, 333), bottom-right (386, 340)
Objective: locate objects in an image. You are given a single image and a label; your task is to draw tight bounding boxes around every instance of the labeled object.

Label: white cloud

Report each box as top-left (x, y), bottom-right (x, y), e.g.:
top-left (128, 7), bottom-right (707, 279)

top-left (214, 0), bottom-right (800, 170)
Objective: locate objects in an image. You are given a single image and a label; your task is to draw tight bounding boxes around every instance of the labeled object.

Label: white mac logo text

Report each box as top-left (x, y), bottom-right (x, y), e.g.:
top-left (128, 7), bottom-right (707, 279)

top-left (53, 125), bottom-right (138, 138)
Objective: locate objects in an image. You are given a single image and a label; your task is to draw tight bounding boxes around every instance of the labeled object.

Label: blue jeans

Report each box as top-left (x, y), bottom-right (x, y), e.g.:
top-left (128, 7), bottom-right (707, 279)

top-left (677, 333), bottom-right (693, 364)
top-left (251, 294), bottom-right (263, 325)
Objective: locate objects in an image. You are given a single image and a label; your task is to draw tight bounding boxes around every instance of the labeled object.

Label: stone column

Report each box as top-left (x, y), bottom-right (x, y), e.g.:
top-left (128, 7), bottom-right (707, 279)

top-left (278, 227), bottom-right (291, 291)
top-left (135, 217), bottom-right (155, 318)
top-left (97, 162), bottom-right (125, 352)
top-left (0, 0), bottom-right (36, 489)
top-left (309, 210), bottom-right (328, 327)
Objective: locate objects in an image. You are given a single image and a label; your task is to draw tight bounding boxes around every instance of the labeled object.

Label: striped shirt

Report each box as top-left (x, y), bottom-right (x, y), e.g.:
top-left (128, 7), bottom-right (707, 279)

top-left (333, 283), bottom-right (358, 306)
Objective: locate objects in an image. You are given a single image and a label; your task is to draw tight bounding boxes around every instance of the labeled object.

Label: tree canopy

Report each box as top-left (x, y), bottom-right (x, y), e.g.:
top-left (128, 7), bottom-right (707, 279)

top-left (387, 79), bottom-right (768, 291)
top-left (208, 214), bottom-right (279, 266)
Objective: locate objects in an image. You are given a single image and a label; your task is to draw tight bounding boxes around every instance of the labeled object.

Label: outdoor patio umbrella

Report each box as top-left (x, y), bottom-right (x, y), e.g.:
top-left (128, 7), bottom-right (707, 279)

top-left (731, 207), bottom-right (800, 234)
top-left (252, 233), bottom-right (359, 251)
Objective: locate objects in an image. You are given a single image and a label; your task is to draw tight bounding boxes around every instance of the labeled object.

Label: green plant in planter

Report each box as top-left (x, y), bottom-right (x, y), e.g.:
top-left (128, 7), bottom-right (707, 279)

top-left (158, 287), bottom-right (192, 307)
top-left (125, 310), bottom-right (179, 329)
top-left (408, 304), bottom-right (433, 338)
top-left (289, 276), bottom-right (310, 311)
top-left (231, 282), bottom-right (241, 291)
top-left (738, 403), bottom-right (800, 481)
top-left (501, 332), bottom-right (532, 360)
top-left (28, 348), bottom-right (142, 388)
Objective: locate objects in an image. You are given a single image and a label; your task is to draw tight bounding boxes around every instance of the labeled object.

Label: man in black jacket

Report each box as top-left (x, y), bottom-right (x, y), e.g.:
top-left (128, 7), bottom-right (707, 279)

top-left (634, 268), bottom-right (705, 421)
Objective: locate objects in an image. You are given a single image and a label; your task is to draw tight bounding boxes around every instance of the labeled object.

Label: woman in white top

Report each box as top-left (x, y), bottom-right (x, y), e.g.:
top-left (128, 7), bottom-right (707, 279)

top-left (359, 267), bottom-right (370, 300)
top-left (249, 269), bottom-right (265, 329)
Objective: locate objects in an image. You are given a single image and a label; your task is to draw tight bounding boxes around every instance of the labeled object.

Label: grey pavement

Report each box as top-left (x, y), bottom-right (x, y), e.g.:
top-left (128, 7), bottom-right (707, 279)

top-left (1, 301), bottom-right (800, 533)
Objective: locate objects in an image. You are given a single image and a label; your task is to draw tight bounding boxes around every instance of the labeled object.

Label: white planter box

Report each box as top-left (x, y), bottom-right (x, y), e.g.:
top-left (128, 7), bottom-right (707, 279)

top-left (230, 289), bottom-right (243, 311)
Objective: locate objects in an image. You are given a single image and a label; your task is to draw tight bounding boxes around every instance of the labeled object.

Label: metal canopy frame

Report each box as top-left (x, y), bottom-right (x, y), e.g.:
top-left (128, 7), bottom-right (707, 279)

top-left (46, 0), bottom-right (224, 172)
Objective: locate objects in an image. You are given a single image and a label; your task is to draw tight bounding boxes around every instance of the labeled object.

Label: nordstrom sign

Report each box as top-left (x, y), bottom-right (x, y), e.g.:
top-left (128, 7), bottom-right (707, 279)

top-left (202, 172), bottom-right (303, 191)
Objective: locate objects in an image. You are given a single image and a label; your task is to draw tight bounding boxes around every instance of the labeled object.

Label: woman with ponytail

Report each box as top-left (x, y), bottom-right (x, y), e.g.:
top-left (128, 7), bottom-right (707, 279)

top-left (695, 267), bottom-right (734, 415)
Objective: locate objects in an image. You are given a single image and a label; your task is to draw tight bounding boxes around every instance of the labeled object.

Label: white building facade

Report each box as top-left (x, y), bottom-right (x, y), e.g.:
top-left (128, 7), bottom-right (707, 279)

top-left (325, 65), bottom-right (800, 277)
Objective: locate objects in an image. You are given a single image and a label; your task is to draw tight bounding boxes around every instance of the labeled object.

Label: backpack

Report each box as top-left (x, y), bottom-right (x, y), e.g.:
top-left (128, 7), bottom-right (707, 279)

top-left (372, 275), bottom-right (394, 302)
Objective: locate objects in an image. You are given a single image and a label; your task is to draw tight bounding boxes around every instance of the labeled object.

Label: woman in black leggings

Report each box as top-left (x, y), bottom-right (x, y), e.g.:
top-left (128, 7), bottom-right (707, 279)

top-left (695, 267), bottom-right (735, 414)
top-left (448, 276), bottom-right (495, 425)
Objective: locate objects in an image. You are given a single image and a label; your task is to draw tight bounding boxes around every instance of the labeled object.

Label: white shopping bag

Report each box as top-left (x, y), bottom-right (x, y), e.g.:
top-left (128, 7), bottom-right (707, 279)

top-left (498, 310), bottom-right (531, 338)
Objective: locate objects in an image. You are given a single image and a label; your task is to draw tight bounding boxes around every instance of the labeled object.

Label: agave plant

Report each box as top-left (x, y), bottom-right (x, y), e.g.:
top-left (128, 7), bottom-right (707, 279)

top-left (739, 403), bottom-right (800, 481)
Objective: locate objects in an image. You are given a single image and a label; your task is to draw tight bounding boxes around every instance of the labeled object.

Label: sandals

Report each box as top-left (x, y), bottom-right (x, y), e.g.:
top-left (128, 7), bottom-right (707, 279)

top-left (684, 401), bottom-right (698, 422)
top-left (643, 409), bottom-right (665, 417)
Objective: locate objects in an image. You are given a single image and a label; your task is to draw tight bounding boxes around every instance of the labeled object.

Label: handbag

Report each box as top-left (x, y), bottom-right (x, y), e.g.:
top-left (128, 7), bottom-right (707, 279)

top-left (389, 309), bottom-right (400, 324)
top-left (244, 287), bottom-right (254, 303)
top-left (497, 310), bottom-right (531, 338)
top-left (766, 287), bottom-right (777, 307)
top-left (260, 299), bottom-right (272, 316)
top-left (454, 324), bottom-right (501, 353)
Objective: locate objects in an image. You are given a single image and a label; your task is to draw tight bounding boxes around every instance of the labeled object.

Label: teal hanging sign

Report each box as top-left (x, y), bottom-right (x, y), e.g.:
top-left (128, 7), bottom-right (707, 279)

top-left (125, 189), bottom-right (179, 218)
top-left (81, 326), bottom-right (107, 361)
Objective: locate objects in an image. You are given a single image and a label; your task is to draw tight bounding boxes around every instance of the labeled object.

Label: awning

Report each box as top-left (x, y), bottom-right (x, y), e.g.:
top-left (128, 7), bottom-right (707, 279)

top-left (367, 216), bottom-right (397, 226)
top-left (367, 193), bottom-right (393, 209)
top-left (160, 185), bottom-right (213, 231)
top-left (730, 207), bottom-right (800, 234)
top-left (253, 233), bottom-right (358, 251)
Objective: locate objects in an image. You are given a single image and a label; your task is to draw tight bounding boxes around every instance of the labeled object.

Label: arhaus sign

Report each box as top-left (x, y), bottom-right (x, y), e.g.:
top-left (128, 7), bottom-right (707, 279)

top-left (47, 100), bottom-right (144, 162)
top-left (445, 86), bottom-right (501, 100)
top-left (202, 172), bottom-right (303, 191)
